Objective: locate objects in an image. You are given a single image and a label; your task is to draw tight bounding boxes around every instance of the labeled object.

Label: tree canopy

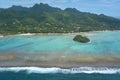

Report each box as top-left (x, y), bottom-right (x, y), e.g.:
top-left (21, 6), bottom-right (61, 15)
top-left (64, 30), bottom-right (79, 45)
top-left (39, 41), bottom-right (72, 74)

top-left (0, 3), bottom-right (120, 35)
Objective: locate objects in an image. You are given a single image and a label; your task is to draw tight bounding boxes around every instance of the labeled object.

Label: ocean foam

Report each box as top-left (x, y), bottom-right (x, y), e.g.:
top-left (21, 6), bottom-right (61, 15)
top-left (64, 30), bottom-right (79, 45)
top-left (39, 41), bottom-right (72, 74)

top-left (0, 67), bottom-right (120, 74)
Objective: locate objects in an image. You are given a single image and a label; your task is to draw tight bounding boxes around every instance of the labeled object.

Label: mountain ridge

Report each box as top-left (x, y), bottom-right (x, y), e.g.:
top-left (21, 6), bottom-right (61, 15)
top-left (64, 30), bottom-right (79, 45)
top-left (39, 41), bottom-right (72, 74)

top-left (0, 3), bottom-right (120, 35)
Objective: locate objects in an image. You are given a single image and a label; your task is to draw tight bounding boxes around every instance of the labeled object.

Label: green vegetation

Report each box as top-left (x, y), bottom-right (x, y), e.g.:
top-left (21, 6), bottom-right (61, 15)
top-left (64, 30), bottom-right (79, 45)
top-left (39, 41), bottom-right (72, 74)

top-left (73, 35), bottom-right (90, 43)
top-left (0, 3), bottom-right (120, 35)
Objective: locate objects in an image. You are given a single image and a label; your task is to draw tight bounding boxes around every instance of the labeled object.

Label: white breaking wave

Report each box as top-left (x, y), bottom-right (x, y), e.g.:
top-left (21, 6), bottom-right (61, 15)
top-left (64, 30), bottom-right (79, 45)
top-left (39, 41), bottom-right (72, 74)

top-left (0, 67), bottom-right (120, 74)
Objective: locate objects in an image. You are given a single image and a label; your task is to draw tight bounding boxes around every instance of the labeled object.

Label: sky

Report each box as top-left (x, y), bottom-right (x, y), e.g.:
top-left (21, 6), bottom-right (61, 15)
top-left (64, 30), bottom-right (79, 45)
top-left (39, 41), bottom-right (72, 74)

top-left (0, 0), bottom-right (120, 17)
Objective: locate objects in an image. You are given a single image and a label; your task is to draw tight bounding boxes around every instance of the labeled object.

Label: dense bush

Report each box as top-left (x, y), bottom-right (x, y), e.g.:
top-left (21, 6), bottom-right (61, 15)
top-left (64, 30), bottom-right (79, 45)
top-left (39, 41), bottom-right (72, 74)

top-left (73, 35), bottom-right (90, 43)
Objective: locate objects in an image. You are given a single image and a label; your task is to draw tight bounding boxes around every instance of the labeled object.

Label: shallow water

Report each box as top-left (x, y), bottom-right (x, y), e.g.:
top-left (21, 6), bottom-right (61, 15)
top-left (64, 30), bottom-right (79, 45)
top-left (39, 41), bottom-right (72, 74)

top-left (0, 31), bottom-right (120, 57)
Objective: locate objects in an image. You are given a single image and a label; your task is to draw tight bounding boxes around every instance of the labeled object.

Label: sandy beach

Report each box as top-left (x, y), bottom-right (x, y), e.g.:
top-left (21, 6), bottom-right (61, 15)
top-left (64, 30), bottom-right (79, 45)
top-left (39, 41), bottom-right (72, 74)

top-left (1, 30), bottom-right (119, 37)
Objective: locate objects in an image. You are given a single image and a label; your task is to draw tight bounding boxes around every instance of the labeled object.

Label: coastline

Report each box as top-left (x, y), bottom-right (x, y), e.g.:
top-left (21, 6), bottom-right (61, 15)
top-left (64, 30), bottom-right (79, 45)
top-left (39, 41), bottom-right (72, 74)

top-left (1, 30), bottom-right (120, 37)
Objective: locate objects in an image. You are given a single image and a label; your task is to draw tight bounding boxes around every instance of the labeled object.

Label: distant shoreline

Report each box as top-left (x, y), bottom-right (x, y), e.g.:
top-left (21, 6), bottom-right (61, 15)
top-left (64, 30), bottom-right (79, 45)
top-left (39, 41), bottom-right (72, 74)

top-left (1, 30), bottom-right (120, 37)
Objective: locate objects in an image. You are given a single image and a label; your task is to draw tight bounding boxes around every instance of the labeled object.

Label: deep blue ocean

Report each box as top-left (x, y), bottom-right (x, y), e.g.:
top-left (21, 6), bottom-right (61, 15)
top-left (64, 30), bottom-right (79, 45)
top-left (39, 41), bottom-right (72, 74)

top-left (0, 71), bottom-right (120, 80)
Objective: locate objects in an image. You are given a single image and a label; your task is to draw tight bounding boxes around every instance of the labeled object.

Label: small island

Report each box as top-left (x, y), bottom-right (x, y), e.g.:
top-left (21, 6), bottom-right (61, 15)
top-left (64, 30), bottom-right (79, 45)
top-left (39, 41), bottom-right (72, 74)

top-left (73, 35), bottom-right (90, 43)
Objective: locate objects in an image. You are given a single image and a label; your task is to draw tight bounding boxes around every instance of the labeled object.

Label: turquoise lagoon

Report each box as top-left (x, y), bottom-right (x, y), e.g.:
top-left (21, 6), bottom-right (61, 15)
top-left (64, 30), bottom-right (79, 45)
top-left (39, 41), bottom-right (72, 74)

top-left (0, 31), bottom-right (120, 57)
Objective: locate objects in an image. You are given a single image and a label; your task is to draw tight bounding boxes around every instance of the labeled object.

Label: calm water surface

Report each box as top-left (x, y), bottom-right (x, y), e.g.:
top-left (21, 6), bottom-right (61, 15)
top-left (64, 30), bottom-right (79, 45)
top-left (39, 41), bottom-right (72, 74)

top-left (0, 31), bottom-right (120, 57)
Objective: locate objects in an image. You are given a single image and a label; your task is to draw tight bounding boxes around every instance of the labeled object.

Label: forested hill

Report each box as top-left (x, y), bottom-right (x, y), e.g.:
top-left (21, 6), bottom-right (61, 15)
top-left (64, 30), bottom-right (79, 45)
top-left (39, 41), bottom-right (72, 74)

top-left (0, 3), bottom-right (120, 35)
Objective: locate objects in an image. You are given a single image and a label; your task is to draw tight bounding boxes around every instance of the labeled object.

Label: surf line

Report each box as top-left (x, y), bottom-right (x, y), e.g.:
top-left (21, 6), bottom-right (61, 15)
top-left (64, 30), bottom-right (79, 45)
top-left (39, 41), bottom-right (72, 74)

top-left (0, 67), bottom-right (120, 74)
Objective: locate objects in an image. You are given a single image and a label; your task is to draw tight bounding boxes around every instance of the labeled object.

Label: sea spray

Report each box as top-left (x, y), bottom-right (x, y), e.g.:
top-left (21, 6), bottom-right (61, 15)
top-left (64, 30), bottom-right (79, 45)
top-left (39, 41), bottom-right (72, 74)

top-left (0, 67), bottom-right (120, 74)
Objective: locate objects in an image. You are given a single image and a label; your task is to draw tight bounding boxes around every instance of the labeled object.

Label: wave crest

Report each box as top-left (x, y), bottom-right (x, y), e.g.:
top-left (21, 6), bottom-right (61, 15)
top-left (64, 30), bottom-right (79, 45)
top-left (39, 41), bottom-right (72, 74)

top-left (0, 67), bottom-right (120, 74)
